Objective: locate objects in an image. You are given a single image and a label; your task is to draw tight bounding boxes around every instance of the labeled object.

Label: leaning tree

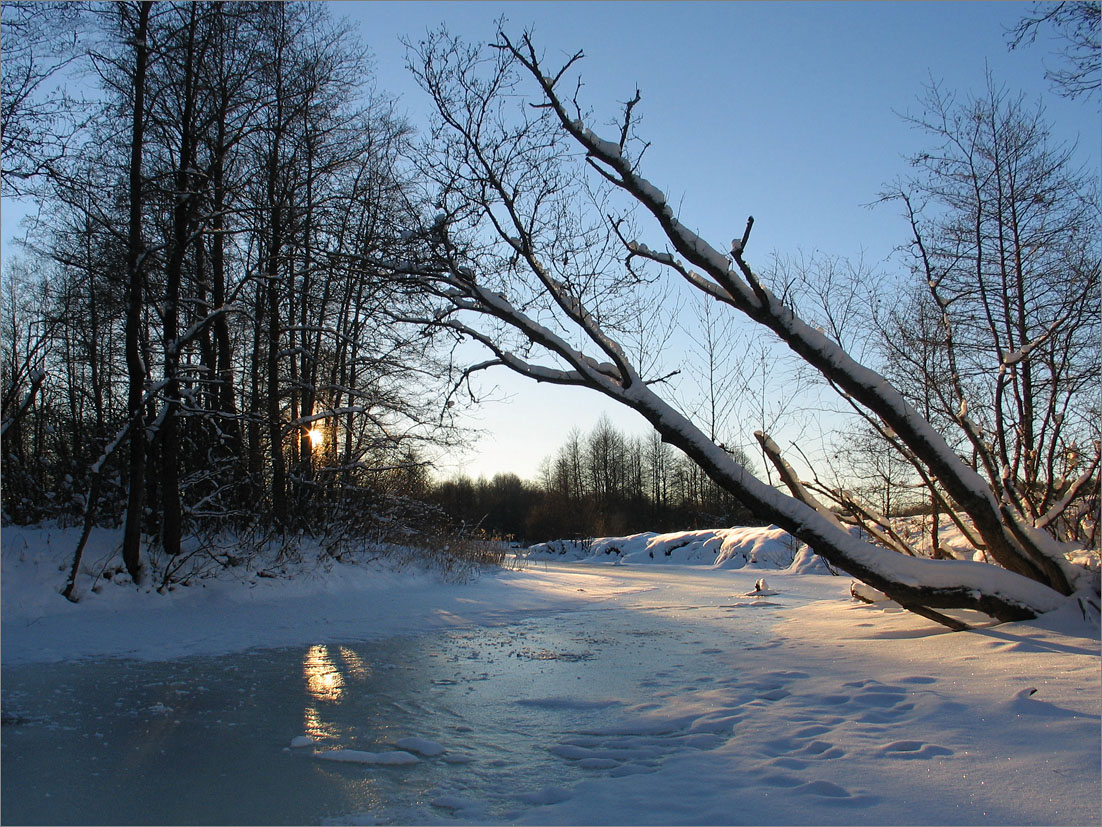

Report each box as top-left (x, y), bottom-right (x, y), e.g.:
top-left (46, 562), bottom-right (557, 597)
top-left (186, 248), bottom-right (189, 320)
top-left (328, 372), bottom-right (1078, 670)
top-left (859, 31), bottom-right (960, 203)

top-left (375, 29), bottom-right (1098, 629)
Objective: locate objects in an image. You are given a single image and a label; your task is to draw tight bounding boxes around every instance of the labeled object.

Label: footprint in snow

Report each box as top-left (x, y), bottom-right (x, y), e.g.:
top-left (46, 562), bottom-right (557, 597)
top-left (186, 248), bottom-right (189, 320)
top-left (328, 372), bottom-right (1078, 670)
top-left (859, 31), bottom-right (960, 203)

top-left (518, 786), bottom-right (572, 806)
top-left (878, 740), bottom-right (954, 759)
top-left (798, 780), bottom-right (852, 798)
top-left (796, 780), bottom-right (878, 806)
top-left (800, 739), bottom-right (846, 758)
top-left (757, 688), bottom-right (791, 701)
top-left (760, 736), bottom-right (844, 760)
top-left (809, 682), bottom-right (918, 725)
top-left (760, 772), bottom-right (804, 788)
top-left (769, 756), bottom-right (809, 770)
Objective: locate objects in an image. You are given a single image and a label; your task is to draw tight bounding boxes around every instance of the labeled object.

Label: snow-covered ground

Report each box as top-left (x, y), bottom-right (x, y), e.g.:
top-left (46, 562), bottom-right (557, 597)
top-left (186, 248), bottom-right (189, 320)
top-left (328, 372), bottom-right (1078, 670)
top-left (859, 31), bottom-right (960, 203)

top-left (2, 523), bottom-right (1099, 825)
top-left (525, 524), bottom-right (832, 571)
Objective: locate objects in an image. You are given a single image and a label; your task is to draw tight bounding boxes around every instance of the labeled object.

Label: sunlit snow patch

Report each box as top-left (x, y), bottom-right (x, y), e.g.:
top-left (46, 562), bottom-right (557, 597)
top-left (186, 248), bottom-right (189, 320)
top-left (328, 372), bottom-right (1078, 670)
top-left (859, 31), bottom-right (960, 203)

top-left (526, 525), bottom-right (809, 570)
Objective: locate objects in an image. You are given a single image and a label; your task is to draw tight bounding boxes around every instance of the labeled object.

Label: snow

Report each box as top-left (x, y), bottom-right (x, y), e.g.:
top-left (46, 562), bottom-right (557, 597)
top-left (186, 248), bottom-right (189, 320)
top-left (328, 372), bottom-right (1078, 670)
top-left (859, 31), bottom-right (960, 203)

top-left (582, 128), bottom-right (622, 160)
top-left (525, 525), bottom-right (804, 570)
top-left (395, 736), bottom-right (446, 756)
top-left (0, 523), bottom-right (636, 664)
top-left (2, 522), bottom-right (1098, 825)
top-left (634, 175), bottom-right (675, 219)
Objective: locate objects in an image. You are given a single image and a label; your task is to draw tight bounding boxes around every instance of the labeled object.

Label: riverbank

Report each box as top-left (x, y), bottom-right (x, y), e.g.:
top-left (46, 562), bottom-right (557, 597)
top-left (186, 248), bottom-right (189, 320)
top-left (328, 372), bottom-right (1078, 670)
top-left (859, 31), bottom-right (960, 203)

top-left (2, 522), bottom-right (1099, 825)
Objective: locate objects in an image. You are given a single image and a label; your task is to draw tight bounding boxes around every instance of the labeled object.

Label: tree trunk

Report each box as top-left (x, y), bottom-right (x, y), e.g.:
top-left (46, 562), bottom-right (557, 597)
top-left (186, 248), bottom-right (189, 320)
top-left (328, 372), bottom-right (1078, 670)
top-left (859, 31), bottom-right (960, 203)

top-left (159, 1), bottom-right (200, 558)
top-left (121, 0), bottom-right (152, 584)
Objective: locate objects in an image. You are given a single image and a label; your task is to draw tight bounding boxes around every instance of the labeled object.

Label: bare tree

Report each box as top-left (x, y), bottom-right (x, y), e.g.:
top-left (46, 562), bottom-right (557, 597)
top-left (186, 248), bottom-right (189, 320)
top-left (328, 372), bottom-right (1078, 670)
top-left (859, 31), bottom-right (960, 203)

top-left (886, 79), bottom-right (1101, 550)
top-left (0, 260), bottom-right (54, 485)
top-left (394, 29), bottom-right (1097, 628)
top-left (0, 1), bottom-right (87, 195)
top-left (1008, 1), bottom-right (1101, 102)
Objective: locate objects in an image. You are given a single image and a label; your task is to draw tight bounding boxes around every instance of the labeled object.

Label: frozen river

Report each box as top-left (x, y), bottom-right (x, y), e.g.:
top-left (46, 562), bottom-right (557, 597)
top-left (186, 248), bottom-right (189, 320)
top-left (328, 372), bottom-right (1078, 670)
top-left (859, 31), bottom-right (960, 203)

top-left (2, 564), bottom-right (796, 825)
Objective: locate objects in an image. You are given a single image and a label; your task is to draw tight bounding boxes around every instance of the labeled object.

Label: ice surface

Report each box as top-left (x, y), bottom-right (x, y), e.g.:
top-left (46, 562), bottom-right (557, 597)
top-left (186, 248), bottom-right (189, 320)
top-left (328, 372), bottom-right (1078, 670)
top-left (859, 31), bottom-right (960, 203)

top-left (514, 697), bottom-right (624, 710)
top-left (316, 749), bottom-right (420, 766)
top-left (2, 524), bottom-right (1098, 826)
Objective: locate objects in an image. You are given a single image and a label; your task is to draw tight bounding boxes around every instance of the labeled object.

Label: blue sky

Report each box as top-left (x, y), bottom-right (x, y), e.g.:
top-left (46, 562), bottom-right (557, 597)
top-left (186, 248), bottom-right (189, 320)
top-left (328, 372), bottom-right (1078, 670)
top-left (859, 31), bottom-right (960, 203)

top-left (342, 1), bottom-right (1098, 481)
top-left (3, 2), bottom-right (1098, 482)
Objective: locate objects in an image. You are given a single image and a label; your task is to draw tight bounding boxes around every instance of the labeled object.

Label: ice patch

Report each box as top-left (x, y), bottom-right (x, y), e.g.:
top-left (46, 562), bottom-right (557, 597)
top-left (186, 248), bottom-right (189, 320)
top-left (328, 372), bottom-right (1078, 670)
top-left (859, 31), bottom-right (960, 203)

top-left (515, 697), bottom-right (623, 710)
top-left (316, 749), bottom-right (419, 765)
top-left (519, 786), bottom-right (572, 806)
top-left (430, 793), bottom-right (477, 811)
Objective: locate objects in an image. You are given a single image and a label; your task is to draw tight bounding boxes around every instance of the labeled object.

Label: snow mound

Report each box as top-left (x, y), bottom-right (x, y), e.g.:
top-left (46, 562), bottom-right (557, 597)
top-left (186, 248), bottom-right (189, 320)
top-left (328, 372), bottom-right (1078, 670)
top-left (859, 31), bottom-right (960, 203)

top-left (713, 526), bottom-right (798, 569)
top-left (526, 525), bottom-right (820, 572)
top-left (526, 533), bottom-right (657, 561)
top-left (395, 737), bottom-right (445, 756)
top-left (788, 545), bottom-right (837, 574)
top-left (519, 786), bottom-right (573, 806)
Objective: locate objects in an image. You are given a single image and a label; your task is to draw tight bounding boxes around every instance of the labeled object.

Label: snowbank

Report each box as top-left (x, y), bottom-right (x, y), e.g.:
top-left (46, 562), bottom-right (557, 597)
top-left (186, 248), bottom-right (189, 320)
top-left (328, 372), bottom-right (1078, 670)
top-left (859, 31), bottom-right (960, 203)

top-left (1, 521), bottom-right (1098, 826)
top-left (525, 524), bottom-right (813, 570)
top-left (0, 523), bottom-right (638, 664)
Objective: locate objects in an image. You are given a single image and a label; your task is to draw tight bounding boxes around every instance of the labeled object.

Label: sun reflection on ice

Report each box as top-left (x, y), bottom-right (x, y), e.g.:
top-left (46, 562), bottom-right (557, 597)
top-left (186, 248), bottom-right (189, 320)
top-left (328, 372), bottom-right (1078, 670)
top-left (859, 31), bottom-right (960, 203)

top-left (304, 644), bottom-right (345, 702)
top-left (338, 646), bottom-right (369, 679)
top-left (302, 644), bottom-right (375, 741)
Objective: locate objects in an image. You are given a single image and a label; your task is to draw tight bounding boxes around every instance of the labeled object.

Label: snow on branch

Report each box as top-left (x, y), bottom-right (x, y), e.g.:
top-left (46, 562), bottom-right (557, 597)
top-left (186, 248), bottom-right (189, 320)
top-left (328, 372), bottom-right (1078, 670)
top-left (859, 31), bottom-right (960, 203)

top-left (0, 368), bottom-right (46, 439)
top-left (754, 430), bottom-right (847, 533)
top-left (1035, 446), bottom-right (1102, 531)
top-left (400, 29), bottom-right (1097, 625)
top-left (508, 34), bottom-right (1084, 594)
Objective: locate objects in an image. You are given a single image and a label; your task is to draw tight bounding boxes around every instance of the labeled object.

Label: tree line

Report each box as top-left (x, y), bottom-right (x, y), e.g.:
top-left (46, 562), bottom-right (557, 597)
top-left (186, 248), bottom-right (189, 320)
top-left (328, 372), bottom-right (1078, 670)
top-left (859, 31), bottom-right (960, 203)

top-left (431, 415), bottom-right (758, 543)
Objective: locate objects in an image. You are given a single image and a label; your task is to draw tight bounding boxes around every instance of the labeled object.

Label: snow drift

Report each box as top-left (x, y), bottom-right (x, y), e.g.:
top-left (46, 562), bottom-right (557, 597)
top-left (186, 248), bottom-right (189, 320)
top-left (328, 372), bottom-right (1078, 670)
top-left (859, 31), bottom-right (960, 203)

top-left (525, 525), bottom-right (834, 573)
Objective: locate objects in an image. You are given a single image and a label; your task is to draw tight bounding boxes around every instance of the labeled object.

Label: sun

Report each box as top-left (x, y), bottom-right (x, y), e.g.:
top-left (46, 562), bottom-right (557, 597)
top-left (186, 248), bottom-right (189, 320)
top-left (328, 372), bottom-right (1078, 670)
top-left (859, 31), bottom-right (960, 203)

top-left (308, 428), bottom-right (324, 450)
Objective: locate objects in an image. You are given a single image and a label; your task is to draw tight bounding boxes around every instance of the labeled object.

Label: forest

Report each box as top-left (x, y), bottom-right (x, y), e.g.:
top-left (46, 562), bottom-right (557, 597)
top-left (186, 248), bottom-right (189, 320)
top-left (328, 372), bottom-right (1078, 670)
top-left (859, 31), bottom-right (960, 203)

top-left (2, 1), bottom-right (1099, 627)
top-left (2, 3), bottom-right (469, 589)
